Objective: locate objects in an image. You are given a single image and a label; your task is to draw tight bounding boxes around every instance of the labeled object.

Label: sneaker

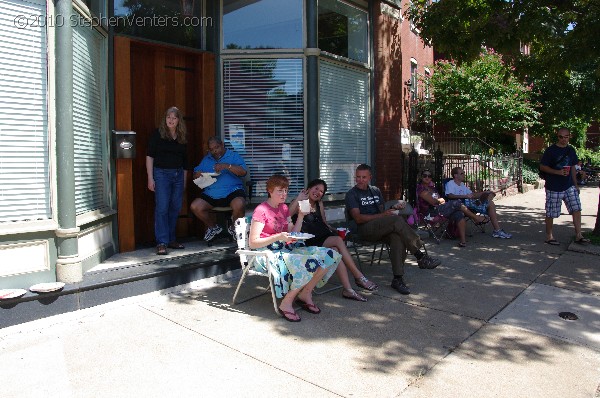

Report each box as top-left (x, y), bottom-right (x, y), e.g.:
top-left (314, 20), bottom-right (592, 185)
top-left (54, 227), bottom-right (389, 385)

top-left (228, 224), bottom-right (236, 238)
top-left (492, 229), bottom-right (512, 239)
top-left (417, 254), bottom-right (441, 269)
top-left (203, 225), bottom-right (223, 241)
top-left (391, 277), bottom-right (410, 295)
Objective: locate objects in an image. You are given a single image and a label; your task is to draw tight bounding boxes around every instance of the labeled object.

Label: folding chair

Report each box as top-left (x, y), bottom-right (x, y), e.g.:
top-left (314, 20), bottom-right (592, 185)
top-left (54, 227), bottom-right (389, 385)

top-left (441, 177), bottom-right (484, 236)
top-left (415, 188), bottom-right (452, 244)
top-left (231, 216), bottom-right (280, 315)
top-left (344, 208), bottom-right (389, 270)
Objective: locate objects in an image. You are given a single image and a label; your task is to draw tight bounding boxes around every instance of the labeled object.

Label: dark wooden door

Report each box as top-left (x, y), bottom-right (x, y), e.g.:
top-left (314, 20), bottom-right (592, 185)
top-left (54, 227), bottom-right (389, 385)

top-left (114, 37), bottom-right (215, 249)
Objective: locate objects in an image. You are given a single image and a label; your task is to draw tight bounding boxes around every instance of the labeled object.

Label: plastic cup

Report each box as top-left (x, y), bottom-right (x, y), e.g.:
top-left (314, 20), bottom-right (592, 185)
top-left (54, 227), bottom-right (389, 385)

top-left (563, 165), bottom-right (571, 174)
top-left (299, 199), bottom-right (311, 213)
top-left (337, 228), bottom-right (348, 239)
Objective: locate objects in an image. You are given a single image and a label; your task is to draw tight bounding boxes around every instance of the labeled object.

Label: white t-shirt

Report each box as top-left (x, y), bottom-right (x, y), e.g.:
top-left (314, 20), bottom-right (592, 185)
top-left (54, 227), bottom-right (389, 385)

top-left (445, 179), bottom-right (472, 196)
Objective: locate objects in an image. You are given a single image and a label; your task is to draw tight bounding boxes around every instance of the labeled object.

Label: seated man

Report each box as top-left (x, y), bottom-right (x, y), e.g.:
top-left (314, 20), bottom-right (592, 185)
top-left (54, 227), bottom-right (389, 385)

top-left (190, 136), bottom-right (247, 241)
top-left (345, 164), bottom-right (441, 295)
top-left (445, 167), bottom-right (512, 239)
top-left (575, 161), bottom-right (587, 185)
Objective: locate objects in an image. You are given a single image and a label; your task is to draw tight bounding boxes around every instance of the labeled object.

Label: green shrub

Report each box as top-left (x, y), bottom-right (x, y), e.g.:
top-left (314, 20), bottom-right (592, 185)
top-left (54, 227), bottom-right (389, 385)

top-left (522, 158), bottom-right (540, 184)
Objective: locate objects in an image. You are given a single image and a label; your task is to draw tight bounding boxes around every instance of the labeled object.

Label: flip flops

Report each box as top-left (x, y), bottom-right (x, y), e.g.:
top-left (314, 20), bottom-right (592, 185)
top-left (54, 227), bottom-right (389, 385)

top-left (544, 239), bottom-right (560, 246)
top-left (296, 299), bottom-right (321, 314)
top-left (279, 308), bottom-right (301, 322)
top-left (342, 289), bottom-right (367, 302)
top-left (574, 237), bottom-right (591, 244)
top-left (458, 242), bottom-right (467, 248)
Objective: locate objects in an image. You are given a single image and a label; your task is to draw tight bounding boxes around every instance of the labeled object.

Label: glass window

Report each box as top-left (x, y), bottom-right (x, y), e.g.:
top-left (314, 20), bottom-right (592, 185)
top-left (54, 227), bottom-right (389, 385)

top-left (319, 60), bottom-right (369, 194)
top-left (223, 0), bottom-right (302, 50)
top-left (318, 0), bottom-right (368, 64)
top-left (223, 58), bottom-right (304, 198)
top-left (114, 0), bottom-right (210, 49)
top-left (0, 0), bottom-right (51, 222)
top-left (73, 17), bottom-right (108, 215)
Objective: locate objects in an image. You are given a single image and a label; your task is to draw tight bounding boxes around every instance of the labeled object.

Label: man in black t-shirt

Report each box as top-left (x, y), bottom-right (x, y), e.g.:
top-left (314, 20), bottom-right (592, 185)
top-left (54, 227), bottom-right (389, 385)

top-left (540, 128), bottom-right (589, 245)
top-left (345, 164), bottom-right (441, 295)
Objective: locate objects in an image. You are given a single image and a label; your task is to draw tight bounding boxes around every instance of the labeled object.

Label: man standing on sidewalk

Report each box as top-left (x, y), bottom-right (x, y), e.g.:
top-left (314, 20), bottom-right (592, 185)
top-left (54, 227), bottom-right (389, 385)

top-left (345, 164), bottom-right (441, 295)
top-left (540, 127), bottom-right (590, 245)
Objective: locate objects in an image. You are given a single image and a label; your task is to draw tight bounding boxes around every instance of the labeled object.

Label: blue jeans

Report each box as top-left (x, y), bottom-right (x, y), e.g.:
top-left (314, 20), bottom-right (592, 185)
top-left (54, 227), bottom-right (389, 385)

top-left (154, 167), bottom-right (184, 245)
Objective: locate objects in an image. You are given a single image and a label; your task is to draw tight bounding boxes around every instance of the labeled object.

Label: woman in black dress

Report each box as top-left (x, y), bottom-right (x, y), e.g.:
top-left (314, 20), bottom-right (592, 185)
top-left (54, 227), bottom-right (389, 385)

top-left (290, 179), bottom-right (378, 301)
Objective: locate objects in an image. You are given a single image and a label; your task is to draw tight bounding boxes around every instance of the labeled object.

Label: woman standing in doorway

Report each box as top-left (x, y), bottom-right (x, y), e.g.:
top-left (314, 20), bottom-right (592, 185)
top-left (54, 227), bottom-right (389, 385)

top-left (146, 106), bottom-right (188, 255)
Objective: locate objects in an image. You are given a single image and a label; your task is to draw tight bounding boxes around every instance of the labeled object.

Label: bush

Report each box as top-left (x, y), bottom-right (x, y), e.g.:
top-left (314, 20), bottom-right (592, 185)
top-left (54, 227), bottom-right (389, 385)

top-left (522, 158), bottom-right (540, 184)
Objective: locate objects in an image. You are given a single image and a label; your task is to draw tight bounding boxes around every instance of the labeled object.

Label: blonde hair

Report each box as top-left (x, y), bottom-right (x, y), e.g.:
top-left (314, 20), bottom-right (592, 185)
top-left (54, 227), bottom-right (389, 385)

top-left (159, 106), bottom-right (187, 144)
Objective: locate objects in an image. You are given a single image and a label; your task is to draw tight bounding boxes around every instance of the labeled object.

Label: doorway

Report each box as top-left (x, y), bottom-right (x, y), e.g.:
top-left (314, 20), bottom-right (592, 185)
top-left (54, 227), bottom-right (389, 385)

top-left (114, 36), bottom-right (215, 249)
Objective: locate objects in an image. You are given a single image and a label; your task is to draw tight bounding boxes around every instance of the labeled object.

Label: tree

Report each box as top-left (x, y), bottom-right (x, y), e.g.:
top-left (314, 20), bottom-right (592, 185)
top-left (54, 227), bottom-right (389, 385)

top-left (408, 0), bottom-right (600, 138)
top-left (417, 50), bottom-right (539, 145)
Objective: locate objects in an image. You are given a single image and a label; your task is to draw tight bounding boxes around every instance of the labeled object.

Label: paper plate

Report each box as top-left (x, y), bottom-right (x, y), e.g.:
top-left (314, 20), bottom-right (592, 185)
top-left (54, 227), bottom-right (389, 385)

top-left (0, 288), bottom-right (27, 300)
top-left (288, 232), bottom-right (315, 240)
top-left (29, 282), bottom-right (65, 293)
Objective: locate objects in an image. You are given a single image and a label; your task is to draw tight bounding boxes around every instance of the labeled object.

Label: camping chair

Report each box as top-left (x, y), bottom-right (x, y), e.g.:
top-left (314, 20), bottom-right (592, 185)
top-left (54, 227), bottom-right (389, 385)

top-left (415, 201), bottom-right (452, 244)
top-left (344, 207), bottom-right (390, 270)
top-left (232, 216), bottom-right (280, 315)
top-left (206, 172), bottom-right (255, 246)
top-left (442, 177), bottom-right (485, 236)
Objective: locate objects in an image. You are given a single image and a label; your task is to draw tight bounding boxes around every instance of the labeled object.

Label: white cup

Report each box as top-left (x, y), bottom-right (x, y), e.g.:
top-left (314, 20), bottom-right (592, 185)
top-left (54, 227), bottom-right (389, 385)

top-left (299, 199), bottom-right (311, 213)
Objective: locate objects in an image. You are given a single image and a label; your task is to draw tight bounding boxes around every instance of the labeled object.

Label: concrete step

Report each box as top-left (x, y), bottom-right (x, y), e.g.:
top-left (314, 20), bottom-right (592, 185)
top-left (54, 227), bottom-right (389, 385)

top-left (0, 241), bottom-right (241, 329)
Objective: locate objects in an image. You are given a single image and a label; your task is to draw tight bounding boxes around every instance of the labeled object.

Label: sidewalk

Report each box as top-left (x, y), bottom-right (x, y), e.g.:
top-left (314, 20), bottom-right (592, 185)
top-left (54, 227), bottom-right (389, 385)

top-left (0, 186), bottom-right (599, 397)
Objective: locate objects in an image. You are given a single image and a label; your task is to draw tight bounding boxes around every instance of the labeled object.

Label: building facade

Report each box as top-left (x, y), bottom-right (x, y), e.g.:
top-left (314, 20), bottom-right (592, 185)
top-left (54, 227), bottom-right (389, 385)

top-left (0, 0), bottom-right (432, 288)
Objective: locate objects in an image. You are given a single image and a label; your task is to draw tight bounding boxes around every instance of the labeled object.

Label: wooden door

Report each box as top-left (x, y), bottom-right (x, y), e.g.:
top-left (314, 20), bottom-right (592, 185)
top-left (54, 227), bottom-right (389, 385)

top-left (114, 36), bottom-right (215, 249)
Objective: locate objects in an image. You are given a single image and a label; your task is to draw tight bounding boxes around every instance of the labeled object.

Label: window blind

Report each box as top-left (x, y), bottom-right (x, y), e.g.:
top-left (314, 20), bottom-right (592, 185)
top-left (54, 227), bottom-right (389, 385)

top-left (73, 19), bottom-right (107, 215)
top-left (223, 58), bottom-right (304, 198)
top-left (0, 0), bottom-right (50, 222)
top-left (319, 60), bottom-right (369, 194)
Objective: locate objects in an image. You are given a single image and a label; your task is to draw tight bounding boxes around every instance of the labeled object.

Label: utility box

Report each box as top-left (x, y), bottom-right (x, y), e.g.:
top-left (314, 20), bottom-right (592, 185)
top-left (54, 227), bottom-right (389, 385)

top-left (112, 130), bottom-right (136, 159)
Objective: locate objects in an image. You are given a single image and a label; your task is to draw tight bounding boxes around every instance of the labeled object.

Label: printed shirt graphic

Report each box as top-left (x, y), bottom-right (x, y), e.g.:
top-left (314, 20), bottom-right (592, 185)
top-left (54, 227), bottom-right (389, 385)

top-left (345, 185), bottom-right (383, 217)
top-left (541, 144), bottom-right (578, 192)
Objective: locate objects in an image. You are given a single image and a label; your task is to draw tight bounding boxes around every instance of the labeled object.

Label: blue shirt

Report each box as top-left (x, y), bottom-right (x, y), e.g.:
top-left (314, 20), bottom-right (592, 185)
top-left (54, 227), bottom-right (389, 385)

top-left (193, 149), bottom-right (247, 199)
top-left (540, 144), bottom-right (577, 192)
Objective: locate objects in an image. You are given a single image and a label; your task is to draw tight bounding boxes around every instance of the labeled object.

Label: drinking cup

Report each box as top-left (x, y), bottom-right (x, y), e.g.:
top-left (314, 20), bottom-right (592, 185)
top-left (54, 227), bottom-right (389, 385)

top-left (299, 199), bottom-right (311, 213)
top-left (337, 227), bottom-right (348, 239)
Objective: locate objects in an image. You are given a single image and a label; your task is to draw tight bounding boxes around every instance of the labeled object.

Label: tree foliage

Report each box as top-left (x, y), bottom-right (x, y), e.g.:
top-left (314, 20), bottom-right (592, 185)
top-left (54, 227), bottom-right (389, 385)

top-left (418, 50), bottom-right (539, 143)
top-left (408, 0), bottom-right (600, 139)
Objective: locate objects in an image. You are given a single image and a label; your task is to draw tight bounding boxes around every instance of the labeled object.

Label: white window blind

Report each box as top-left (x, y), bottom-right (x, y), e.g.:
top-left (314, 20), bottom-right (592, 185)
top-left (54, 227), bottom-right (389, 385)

top-left (223, 58), bottom-right (304, 198)
top-left (319, 60), bottom-right (369, 194)
top-left (73, 19), bottom-right (107, 214)
top-left (0, 0), bottom-right (50, 222)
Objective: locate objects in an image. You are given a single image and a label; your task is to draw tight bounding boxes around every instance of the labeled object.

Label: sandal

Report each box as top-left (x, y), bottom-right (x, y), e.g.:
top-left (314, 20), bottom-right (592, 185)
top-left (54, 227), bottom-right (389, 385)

top-left (342, 289), bottom-right (367, 302)
top-left (156, 244), bottom-right (167, 255)
top-left (355, 276), bottom-right (379, 291)
top-left (475, 215), bottom-right (490, 226)
top-left (279, 308), bottom-right (301, 322)
top-left (296, 299), bottom-right (321, 314)
top-left (574, 237), bottom-right (591, 244)
top-left (168, 242), bottom-right (185, 249)
top-left (458, 242), bottom-right (467, 248)
top-left (544, 239), bottom-right (560, 246)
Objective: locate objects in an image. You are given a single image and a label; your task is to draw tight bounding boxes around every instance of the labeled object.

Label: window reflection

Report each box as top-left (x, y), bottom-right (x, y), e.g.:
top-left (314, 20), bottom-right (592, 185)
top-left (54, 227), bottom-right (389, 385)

top-left (318, 0), bottom-right (368, 64)
top-left (223, 0), bottom-right (302, 49)
top-left (114, 0), bottom-right (207, 49)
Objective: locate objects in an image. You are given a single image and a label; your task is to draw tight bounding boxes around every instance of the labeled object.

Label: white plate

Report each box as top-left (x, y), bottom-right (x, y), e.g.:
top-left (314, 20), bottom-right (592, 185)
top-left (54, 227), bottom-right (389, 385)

top-left (288, 232), bottom-right (315, 240)
top-left (203, 172), bottom-right (220, 177)
top-left (0, 288), bottom-right (27, 300)
top-left (29, 282), bottom-right (65, 293)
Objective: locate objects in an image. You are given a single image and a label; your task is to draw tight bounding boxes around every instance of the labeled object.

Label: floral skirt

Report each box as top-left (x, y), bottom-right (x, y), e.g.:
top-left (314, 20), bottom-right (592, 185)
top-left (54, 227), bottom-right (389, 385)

top-left (253, 241), bottom-right (340, 298)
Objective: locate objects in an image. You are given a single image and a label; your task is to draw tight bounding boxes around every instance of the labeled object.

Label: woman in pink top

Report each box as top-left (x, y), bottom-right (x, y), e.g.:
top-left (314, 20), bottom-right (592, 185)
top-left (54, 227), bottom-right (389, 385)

top-left (249, 175), bottom-right (340, 322)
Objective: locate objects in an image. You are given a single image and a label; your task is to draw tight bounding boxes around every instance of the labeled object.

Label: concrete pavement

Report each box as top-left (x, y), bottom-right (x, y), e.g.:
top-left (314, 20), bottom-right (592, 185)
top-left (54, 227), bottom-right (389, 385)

top-left (0, 185), bottom-right (599, 397)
